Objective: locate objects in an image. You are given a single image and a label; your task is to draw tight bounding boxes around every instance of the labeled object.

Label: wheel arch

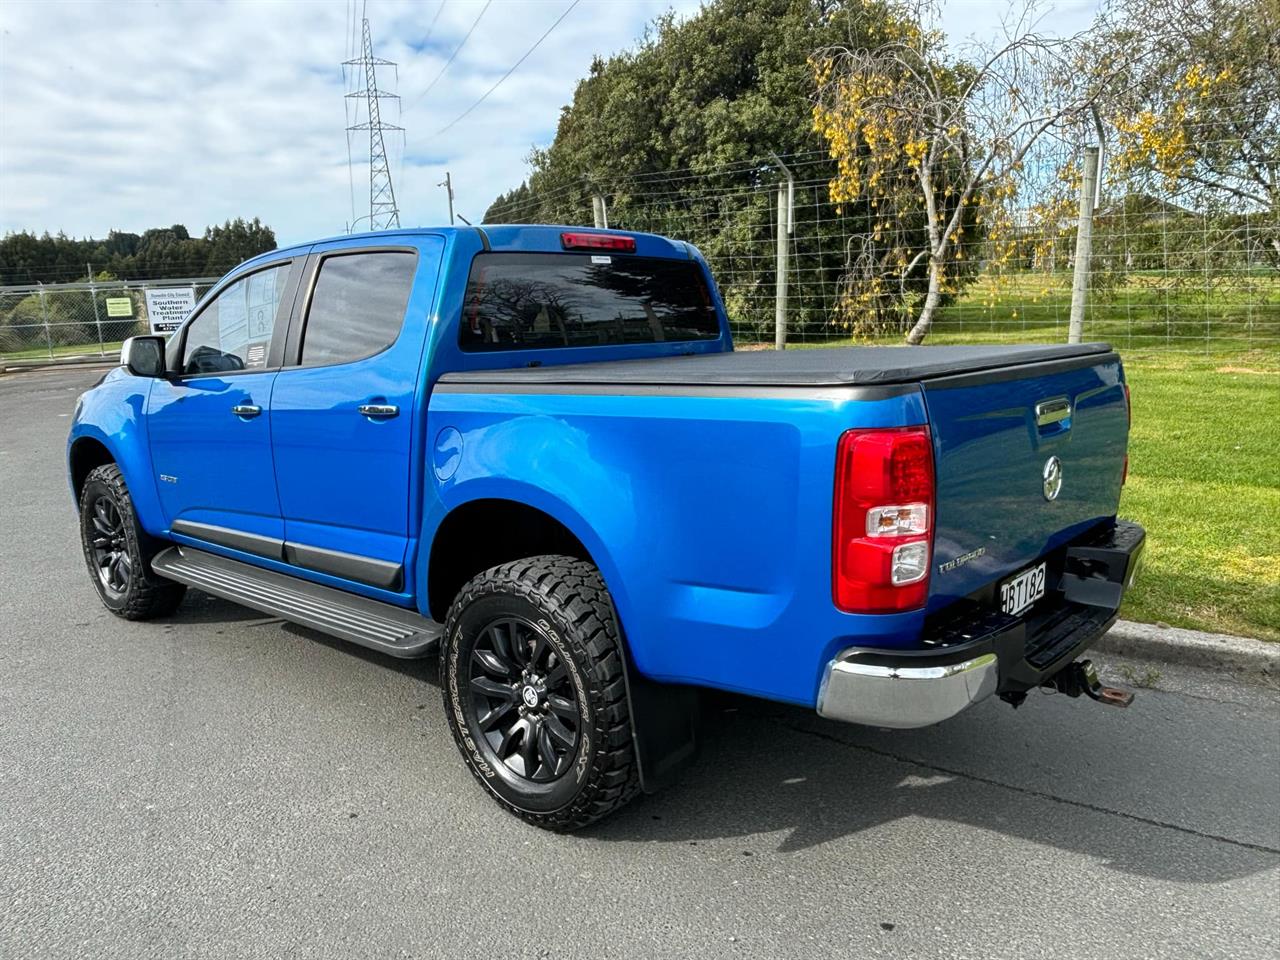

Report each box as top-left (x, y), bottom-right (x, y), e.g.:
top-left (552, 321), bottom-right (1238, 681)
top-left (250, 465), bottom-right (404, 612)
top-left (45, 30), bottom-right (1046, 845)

top-left (68, 435), bottom-right (117, 507)
top-left (423, 489), bottom-right (697, 794)
top-left (425, 495), bottom-right (606, 624)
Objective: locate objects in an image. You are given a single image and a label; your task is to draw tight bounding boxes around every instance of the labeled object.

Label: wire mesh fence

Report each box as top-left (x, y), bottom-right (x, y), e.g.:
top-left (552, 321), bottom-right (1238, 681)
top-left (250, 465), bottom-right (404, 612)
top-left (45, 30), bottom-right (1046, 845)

top-left (6, 105), bottom-right (1274, 361)
top-left (0, 278), bottom-right (219, 362)
top-left (494, 116), bottom-right (1277, 354)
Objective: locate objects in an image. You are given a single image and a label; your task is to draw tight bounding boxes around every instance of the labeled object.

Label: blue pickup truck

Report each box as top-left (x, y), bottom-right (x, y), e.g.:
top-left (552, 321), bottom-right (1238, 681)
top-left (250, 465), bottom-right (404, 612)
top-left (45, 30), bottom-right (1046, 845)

top-left (68, 225), bottom-right (1144, 830)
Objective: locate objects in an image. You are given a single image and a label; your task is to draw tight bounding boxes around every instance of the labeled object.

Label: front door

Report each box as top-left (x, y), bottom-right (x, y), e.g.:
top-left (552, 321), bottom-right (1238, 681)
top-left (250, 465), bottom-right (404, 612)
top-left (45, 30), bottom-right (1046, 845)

top-left (269, 238), bottom-right (442, 595)
top-left (148, 257), bottom-right (299, 557)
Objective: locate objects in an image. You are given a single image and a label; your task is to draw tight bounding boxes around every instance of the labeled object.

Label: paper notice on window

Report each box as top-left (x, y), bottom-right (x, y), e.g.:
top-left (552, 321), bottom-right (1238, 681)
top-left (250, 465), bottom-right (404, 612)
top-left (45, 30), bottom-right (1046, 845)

top-left (218, 278), bottom-right (249, 353)
top-left (245, 269), bottom-right (278, 339)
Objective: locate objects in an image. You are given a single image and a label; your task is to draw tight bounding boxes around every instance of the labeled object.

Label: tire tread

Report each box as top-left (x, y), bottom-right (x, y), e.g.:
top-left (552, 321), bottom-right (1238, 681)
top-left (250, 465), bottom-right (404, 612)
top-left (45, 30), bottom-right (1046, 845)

top-left (442, 555), bottom-right (639, 831)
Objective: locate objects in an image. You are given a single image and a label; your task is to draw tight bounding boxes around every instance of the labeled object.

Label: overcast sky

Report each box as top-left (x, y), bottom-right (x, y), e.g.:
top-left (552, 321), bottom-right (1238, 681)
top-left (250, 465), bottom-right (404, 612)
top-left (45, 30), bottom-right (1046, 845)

top-left (0, 0), bottom-right (1101, 249)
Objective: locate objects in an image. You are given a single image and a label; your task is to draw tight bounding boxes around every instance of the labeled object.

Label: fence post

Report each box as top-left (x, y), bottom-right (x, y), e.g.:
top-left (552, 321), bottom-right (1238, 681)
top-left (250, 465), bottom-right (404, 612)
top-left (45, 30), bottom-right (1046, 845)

top-left (38, 285), bottom-right (53, 359)
top-left (769, 152), bottom-right (795, 351)
top-left (775, 186), bottom-right (789, 350)
top-left (87, 264), bottom-right (105, 356)
top-left (1068, 145), bottom-right (1100, 344)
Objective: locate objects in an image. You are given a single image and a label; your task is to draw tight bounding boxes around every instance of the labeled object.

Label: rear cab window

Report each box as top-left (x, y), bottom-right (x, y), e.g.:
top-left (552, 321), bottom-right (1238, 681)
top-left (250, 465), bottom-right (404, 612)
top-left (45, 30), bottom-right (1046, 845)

top-left (459, 252), bottom-right (720, 351)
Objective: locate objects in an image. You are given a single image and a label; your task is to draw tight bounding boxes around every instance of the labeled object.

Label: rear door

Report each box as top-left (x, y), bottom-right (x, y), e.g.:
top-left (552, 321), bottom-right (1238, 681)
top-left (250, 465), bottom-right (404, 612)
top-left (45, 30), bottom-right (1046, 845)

top-left (923, 353), bottom-right (1129, 612)
top-left (269, 237), bottom-right (443, 596)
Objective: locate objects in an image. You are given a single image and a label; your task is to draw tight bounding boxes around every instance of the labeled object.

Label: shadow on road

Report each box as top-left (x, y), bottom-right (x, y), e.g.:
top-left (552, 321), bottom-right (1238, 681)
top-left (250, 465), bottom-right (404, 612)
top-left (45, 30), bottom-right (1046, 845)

top-left (589, 693), bottom-right (1280, 884)
top-left (166, 599), bottom-right (1279, 887)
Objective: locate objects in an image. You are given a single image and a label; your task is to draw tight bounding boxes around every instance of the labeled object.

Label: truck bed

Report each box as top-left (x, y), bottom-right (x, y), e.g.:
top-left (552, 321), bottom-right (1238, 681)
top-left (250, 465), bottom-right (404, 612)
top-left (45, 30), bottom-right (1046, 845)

top-left (438, 343), bottom-right (1114, 387)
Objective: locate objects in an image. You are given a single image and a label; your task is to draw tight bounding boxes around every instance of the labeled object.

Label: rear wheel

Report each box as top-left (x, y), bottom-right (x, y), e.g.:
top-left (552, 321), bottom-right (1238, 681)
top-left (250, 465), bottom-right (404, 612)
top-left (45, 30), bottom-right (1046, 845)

top-left (441, 555), bottom-right (639, 831)
top-left (79, 463), bottom-right (185, 619)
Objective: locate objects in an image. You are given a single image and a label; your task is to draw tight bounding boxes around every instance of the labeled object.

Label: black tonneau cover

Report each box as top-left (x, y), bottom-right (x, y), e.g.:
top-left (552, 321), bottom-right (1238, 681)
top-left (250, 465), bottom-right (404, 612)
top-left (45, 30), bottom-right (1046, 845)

top-left (439, 343), bottom-right (1114, 388)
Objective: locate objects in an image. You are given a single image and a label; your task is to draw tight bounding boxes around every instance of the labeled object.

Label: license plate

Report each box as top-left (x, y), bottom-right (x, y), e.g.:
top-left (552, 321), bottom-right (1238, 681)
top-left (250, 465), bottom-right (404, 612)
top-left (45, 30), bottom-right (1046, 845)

top-left (1000, 562), bottom-right (1046, 616)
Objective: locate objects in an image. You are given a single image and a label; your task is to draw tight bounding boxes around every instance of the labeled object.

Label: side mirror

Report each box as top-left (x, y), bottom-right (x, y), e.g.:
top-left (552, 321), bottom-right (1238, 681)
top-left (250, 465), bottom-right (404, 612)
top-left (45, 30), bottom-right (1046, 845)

top-left (120, 336), bottom-right (166, 378)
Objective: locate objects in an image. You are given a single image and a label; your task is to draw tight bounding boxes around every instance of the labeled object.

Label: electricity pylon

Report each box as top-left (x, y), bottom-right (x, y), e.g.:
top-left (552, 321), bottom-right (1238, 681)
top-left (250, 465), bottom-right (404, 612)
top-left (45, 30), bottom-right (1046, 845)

top-left (344, 18), bottom-right (402, 231)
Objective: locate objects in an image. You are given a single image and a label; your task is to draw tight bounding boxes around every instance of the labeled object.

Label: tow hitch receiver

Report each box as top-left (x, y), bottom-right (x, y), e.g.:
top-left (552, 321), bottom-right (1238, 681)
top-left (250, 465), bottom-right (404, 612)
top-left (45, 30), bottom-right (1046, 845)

top-left (1049, 659), bottom-right (1135, 707)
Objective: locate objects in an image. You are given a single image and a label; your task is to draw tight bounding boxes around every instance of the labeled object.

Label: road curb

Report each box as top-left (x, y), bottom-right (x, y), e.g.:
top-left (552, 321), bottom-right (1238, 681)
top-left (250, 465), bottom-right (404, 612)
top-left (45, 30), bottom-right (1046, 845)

top-left (1097, 620), bottom-right (1278, 680)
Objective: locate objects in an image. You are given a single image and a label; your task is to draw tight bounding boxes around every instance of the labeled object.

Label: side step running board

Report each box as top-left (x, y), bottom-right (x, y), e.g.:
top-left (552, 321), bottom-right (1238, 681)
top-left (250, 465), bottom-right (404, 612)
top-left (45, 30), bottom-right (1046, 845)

top-left (151, 545), bottom-right (441, 658)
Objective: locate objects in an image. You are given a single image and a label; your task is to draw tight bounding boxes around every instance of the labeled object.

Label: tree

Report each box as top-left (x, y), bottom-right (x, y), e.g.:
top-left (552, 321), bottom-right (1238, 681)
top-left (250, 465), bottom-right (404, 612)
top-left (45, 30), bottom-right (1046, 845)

top-left (482, 0), bottom-right (939, 341)
top-left (1094, 0), bottom-right (1279, 267)
top-left (0, 218), bottom-right (277, 284)
top-left (811, 0), bottom-right (1110, 343)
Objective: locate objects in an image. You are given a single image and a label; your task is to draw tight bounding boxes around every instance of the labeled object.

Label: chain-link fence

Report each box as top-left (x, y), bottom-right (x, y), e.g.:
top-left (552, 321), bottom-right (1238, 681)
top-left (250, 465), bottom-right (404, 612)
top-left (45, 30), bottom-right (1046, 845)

top-left (0, 278), bottom-right (219, 362)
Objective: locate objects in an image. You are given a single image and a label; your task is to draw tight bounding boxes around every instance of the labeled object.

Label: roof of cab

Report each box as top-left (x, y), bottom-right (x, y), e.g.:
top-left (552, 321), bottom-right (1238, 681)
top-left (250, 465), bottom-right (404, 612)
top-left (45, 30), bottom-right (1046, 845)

top-left (237, 224), bottom-right (693, 273)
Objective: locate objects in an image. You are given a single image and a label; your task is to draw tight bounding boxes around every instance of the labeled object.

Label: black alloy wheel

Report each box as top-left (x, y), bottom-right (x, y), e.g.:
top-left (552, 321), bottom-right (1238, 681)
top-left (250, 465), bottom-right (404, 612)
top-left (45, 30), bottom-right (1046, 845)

top-left (441, 555), bottom-right (639, 831)
top-left (78, 463), bottom-right (186, 619)
top-left (87, 494), bottom-right (131, 596)
top-left (468, 616), bottom-right (582, 782)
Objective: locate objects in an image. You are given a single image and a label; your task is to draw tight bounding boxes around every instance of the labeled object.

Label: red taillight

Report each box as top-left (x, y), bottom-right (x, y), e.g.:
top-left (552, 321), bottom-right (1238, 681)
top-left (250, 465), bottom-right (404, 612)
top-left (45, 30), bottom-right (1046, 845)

top-left (833, 427), bottom-right (935, 613)
top-left (560, 231), bottom-right (636, 253)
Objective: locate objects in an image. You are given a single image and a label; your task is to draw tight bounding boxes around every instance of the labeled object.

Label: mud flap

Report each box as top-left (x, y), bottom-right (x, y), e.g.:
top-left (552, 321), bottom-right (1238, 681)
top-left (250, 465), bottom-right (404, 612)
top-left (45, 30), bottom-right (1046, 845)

top-left (619, 656), bottom-right (700, 794)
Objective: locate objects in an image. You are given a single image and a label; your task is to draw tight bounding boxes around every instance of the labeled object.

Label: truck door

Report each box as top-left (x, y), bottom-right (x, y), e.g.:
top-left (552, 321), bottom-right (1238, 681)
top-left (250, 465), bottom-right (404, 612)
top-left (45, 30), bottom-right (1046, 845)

top-left (148, 257), bottom-right (301, 556)
top-left (269, 237), bottom-right (443, 597)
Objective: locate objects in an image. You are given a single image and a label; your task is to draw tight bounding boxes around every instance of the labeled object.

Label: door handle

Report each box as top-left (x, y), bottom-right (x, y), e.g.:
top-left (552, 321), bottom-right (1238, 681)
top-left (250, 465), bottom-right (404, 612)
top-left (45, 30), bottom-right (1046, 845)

top-left (358, 403), bottom-right (399, 419)
top-left (231, 404), bottom-right (262, 418)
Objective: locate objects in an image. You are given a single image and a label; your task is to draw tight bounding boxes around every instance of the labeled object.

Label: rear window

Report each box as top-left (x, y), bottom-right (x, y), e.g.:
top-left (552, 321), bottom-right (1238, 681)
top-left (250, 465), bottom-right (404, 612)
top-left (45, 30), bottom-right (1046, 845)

top-left (459, 252), bottom-right (720, 352)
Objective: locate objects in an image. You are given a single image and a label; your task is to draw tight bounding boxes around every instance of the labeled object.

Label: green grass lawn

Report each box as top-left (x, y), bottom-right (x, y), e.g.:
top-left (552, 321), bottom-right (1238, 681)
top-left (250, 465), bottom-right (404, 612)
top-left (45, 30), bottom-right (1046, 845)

top-left (769, 330), bottom-right (1280, 640)
top-left (0, 340), bottom-right (122, 362)
top-left (1118, 349), bottom-right (1279, 641)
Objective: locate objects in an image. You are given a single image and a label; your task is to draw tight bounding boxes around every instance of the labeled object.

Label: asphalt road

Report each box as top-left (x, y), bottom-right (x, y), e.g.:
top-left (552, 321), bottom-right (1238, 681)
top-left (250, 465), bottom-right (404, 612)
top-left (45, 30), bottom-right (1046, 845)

top-left (2, 365), bottom-right (1278, 960)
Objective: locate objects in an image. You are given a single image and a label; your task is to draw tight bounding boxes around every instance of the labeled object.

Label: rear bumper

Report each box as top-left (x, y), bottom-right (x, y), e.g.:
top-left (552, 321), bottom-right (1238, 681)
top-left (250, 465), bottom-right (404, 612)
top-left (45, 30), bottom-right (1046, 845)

top-left (817, 519), bottom-right (1145, 729)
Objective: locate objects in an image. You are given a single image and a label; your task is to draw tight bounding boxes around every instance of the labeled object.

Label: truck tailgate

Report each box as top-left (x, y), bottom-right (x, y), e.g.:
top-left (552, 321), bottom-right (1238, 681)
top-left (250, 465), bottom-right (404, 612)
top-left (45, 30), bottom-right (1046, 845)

top-left (923, 351), bottom-right (1129, 612)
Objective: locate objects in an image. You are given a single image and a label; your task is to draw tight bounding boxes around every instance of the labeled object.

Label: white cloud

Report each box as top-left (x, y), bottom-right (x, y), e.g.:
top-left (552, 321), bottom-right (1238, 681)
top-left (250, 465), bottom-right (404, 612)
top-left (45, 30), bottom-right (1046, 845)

top-left (0, 0), bottom-right (1100, 250)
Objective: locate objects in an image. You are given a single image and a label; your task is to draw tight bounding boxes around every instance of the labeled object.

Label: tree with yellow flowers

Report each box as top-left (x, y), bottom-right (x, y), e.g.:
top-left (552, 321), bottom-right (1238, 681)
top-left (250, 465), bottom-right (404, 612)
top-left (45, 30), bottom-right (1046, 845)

top-left (812, 0), bottom-right (1111, 343)
top-left (1094, 0), bottom-right (1278, 268)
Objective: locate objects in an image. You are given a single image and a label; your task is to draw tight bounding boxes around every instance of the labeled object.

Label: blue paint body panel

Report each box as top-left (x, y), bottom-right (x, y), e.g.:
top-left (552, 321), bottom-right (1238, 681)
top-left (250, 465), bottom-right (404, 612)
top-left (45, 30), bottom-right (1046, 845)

top-left (924, 361), bottom-right (1129, 610)
top-left (68, 367), bottom-right (166, 535)
top-left (69, 224), bottom-right (1132, 711)
top-left (148, 370), bottom-right (283, 542)
top-left (421, 388), bottom-right (931, 705)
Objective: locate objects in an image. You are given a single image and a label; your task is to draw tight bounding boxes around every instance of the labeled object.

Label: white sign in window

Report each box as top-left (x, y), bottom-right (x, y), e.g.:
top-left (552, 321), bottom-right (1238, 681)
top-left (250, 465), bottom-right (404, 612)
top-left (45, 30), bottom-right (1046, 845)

top-left (143, 287), bottom-right (197, 335)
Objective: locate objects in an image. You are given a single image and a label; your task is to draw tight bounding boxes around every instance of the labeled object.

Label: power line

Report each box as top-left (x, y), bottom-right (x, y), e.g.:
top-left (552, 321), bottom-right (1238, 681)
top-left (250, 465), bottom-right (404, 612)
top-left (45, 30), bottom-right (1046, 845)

top-left (434, 0), bottom-right (581, 136)
top-left (405, 0), bottom-right (492, 111)
top-left (422, 0), bottom-right (448, 49)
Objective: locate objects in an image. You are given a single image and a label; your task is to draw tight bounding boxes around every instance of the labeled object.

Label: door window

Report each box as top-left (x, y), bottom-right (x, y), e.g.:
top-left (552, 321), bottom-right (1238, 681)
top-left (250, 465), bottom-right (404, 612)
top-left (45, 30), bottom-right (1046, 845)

top-left (300, 251), bottom-right (417, 367)
top-left (181, 262), bottom-right (291, 374)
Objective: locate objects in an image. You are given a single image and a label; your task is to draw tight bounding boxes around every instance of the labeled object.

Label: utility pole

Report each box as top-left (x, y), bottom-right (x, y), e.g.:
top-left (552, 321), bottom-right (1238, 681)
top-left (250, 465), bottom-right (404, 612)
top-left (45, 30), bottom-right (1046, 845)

top-left (591, 194), bottom-right (608, 229)
top-left (769, 152), bottom-right (795, 351)
top-left (343, 18), bottom-right (402, 231)
top-left (439, 171), bottom-right (455, 225)
top-left (1068, 145), bottom-right (1100, 344)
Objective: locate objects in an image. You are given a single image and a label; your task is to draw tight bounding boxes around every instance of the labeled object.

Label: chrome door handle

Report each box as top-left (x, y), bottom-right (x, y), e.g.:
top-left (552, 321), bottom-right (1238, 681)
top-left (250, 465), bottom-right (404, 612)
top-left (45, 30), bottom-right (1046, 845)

top-left (358, 403), bottom-right (399, 418)
top-left (231, 404), bottom-right (262, 418)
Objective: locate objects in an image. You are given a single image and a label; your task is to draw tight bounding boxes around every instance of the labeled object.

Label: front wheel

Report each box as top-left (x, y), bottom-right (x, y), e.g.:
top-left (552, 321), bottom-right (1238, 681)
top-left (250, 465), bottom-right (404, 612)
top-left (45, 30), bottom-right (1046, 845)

top-left (441, 556), bottom-right (639, 831)
top-left (79, 463), bottom-right (186, 620)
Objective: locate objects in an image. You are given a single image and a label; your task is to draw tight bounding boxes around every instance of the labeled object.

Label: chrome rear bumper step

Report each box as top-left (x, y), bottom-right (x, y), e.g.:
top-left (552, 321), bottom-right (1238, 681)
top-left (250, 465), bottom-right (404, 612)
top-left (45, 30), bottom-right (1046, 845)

top-left (151, 545), bottom-right (441, 658)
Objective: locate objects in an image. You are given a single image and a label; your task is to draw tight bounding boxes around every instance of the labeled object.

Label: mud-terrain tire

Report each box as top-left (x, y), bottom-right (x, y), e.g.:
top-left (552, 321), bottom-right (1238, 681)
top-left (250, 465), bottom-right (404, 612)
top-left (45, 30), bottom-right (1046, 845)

top-left (441, 555), bottom-right (639, 831)
top-left (79, 463), bottom-right (186, 620)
